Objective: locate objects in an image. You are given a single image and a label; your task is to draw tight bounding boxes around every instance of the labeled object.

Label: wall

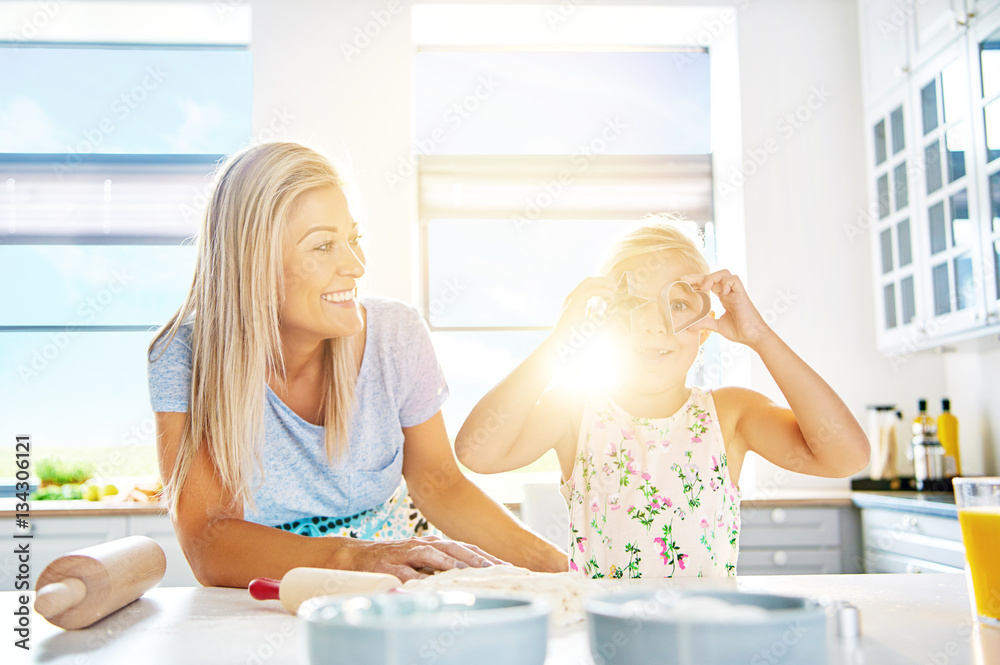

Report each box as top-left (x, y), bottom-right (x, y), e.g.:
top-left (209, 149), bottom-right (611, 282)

top-left (248, 0), bottom-right (954, 489)
top-left (944, 347), bottom-right (1000, 476)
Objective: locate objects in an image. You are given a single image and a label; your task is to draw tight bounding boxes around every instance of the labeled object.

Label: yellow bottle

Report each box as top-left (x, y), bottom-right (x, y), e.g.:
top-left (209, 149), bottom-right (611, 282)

top-left (937, 398), bottom-right (961, 477)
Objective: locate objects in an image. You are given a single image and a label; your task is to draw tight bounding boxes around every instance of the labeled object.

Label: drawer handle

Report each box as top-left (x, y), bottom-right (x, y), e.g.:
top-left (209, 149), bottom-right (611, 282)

top-left (903, 516), bottom-right (919, 530)
top-left (772, 551), bottom-right (789, 566)
top-left (906, 563), bottom-right (923, 574)
top-left (770, 508), bottom-right (787, 524)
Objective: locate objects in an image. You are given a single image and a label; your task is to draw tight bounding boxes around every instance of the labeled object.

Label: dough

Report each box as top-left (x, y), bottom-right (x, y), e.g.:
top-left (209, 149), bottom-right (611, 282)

top-left (401, 565), bottom-right (601, 627)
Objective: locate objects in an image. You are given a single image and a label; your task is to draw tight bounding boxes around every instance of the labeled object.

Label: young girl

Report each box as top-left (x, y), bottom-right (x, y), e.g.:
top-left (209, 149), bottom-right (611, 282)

top-left (455, 217), bottom-right (870, 578)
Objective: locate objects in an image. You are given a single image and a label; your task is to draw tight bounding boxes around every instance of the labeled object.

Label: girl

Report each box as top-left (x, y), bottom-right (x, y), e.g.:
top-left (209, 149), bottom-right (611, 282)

top-left (455, 217), bottom-right (870, 578)
top-left (148, 142), bottom-right (566, 587)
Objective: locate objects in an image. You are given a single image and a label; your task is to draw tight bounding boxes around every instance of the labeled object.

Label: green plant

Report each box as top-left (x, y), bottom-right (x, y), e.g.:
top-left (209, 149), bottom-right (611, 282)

top-left (34, 456), bottom-right (94, 486)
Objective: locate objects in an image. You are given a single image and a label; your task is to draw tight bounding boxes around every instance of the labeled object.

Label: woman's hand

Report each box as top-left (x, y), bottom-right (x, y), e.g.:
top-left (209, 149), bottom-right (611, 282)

top-left (332, 534), bottom-right (508, 583)
top-left (684, 270), bottom-right (772, 348)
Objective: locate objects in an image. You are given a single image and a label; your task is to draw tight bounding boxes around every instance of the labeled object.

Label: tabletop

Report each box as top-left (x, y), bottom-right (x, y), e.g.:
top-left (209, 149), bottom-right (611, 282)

top-left (4, 573), bottom-right (998, 665)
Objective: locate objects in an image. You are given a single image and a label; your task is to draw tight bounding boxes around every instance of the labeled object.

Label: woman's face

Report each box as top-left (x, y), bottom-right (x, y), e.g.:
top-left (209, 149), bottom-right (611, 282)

top-left (280, 186), bottom-right (366, 341)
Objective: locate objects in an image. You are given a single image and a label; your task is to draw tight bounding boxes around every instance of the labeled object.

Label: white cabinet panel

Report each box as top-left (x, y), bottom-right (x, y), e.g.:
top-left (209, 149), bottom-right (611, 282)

top-left (128, 515), bottom-right (199, 587)
top-left (0, 517), bottom-right (128, 592)
top-left (860, 0), bottom-right (912, 103)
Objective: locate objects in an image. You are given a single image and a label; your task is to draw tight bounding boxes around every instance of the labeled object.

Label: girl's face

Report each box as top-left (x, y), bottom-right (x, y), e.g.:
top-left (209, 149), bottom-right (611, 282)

top-left (611, 252), bottom-right (709, 395)
top-left (280, 186), bottom-right (366, 341)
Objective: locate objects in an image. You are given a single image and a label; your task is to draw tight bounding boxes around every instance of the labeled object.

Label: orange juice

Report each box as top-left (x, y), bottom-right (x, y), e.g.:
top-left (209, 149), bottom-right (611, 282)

top-left (958, 507), bottom-right (1000, 623)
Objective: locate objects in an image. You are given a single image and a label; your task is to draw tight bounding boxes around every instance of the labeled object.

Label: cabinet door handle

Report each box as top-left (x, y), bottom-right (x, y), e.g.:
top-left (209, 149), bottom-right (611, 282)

top-left (770, 508), bottom-right (787, 524)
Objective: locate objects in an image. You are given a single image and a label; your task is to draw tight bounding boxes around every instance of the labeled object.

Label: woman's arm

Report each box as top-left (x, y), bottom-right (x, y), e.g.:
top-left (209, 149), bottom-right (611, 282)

top-left (454, 277), bottom-right (614, 474)
top-left (688, 271), bottom-right (870, 478)
top-left (404, 412), bottom-right (568, 573)
top-left (156, 412), bottom-right (500, 586)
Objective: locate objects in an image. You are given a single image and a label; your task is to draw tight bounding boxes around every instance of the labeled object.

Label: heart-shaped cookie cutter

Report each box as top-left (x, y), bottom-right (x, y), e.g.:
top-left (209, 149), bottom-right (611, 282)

top-left (605, 271), bottom-right (711, 334)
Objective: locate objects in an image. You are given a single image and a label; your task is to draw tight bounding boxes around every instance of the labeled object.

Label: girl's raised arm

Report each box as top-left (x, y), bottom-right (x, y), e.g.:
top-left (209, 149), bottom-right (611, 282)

top-left (687, 270), bottom-right (870, 479)
top-left (455, 277), bottom-right (614, 475)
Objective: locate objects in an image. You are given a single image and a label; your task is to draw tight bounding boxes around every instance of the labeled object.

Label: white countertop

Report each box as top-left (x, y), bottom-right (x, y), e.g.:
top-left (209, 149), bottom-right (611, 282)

top-left (5, 573), bottom-right (997, 665)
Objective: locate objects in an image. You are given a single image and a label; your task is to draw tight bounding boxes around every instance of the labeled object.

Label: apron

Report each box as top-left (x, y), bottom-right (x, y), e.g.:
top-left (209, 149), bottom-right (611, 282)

top-left (273, 480), bottom-right (440, 540)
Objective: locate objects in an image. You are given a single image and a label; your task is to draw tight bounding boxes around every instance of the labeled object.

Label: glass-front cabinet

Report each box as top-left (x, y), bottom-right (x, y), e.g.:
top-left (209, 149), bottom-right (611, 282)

top-left (912, 44), bottom-right (984, 338)
top-left (863, 2), bottom-right (1000, 352)
top-left (868, 88), bottom-right (922, 351)
top-left (973, 19), bottom-right (1000, 324)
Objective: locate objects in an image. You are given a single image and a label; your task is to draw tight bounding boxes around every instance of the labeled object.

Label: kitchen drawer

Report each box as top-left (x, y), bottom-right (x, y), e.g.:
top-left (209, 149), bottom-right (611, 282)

top-left (739, 548), bottom-right (843, 575)
top-left (862, 508), bottom-right (962, 542)
top-left (864, 547), bottom-right (964, 574)
top-left (862, 509), bottom-right (966, 569)
top-left (740, 507), bottom-right (841, 548)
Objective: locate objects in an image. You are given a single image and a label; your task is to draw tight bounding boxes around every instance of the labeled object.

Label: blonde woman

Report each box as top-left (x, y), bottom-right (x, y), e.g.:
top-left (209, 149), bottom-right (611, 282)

top-left (148, 142), bottom-right (567, 587)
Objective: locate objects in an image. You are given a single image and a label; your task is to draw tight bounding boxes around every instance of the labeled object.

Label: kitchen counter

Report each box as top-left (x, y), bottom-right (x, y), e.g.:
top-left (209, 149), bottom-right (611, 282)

top-left (5, 574), bottom-right (996, 664)
top-left (851, 491), bottom-right (957, 518)
top-left (0, 498), bottom-right (166, 518)
top-left (0, 489), bottom-right (958, 520)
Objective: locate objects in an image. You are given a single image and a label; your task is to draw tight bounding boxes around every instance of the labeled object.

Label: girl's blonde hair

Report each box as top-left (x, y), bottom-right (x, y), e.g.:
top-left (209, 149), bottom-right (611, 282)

top-left (150, 142), bottom-right (358, 516)
top-left (598, 212), bottom-right (710, 278)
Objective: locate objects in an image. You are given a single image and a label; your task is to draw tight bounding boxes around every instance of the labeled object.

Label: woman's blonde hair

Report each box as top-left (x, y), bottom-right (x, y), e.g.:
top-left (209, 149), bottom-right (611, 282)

top-left (150, 142), bottom-right (358, 515)
top-left (598, 212), bottom-right (710, 279)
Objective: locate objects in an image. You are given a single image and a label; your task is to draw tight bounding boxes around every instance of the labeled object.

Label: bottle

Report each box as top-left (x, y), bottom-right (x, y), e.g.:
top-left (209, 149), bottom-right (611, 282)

top-left (912, 399), bottom-right (936, 440)
top-left (937, 398), bottom-right (961, 477)
top-left (912, 399), bottom-right (945, 490)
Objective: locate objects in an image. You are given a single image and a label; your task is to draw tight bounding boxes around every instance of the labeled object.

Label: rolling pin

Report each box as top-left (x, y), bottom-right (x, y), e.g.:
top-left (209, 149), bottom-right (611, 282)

top-left (249, 567), bottom-right (401, 613)
top-left (34, 535), bottom-right (166, 630)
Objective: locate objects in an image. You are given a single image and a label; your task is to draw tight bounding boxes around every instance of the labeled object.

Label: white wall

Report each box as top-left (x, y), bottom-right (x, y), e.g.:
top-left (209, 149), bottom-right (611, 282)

top-left (733, 0), bottom-right (949, 489)
top-left (944, 347), bottom-right (1000, 476)
top-left (248, 0), bottom-right (954, 489)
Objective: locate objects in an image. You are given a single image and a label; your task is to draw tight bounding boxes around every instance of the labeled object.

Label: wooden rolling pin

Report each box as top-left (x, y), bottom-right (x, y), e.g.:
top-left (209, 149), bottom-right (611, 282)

top-left (34, 535), bottom-right (166, 630)
top-left (249, 567), bottom-right (401, 613)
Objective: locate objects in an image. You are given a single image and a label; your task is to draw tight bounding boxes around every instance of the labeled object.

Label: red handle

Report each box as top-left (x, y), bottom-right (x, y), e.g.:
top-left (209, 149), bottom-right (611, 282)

top-left (248, 577), bottom-right (281, 601)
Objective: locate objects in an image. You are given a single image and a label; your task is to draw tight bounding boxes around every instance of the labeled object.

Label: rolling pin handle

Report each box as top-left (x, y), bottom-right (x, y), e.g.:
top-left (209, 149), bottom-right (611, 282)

top-left (34, 577), bottom-right (87, 618)
top-left (248, 577), bottom-right (281, 602)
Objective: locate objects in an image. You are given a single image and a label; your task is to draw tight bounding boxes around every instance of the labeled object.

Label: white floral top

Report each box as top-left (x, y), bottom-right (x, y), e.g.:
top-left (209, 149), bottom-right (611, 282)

top-left (559, 387), bottom-right (740, 579)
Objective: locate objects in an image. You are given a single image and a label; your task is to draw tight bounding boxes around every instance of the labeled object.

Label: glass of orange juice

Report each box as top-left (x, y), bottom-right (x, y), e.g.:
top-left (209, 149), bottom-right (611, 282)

top-left (955, 478), bottom-right (1000, 627)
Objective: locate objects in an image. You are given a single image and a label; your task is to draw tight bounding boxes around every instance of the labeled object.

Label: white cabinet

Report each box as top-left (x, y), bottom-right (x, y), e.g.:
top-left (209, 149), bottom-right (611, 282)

top-left (969, 12), bottom-right (1000, 322)
top-left (860, 0), bottom-right (912, 104)
top-left (861, 507), bottom-right (965, 572)
top-left (0, 513), bottom-right (197, 592)
top-left (861, 1), bottom-right (1000, 352)
top-left (737, 506), bottom-right (862, 575)
top-left (912, 0), bottom-right (966, 64)
top-left (128, 515), bottom-right (199, 587)
top-left (866, 86), bottom-right (924, 351)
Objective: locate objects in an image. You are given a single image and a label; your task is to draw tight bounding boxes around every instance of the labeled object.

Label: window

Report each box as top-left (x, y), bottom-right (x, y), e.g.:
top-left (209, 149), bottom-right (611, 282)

top-left (0, 21), bottom-right (252, 483)
top-left (414, 47), bottom-right (715, 486)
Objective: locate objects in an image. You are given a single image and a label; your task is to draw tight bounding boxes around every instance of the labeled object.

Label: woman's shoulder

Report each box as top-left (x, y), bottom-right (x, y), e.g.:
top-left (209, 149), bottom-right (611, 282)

top-left (148, 321), bottom-right (194, 364)
top-left (361, 296), bottom-right (427, 338)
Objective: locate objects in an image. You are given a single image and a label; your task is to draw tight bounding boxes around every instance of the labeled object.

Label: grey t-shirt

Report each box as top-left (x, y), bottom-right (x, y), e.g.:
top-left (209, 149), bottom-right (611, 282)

top-left (147, 296), bottom-right (449, 526)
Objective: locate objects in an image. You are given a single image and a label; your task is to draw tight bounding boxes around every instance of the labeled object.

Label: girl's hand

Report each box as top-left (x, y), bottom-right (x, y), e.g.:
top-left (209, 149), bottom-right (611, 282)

top-left (336, 535), bottom-right (508, 583)
top-left (684, 270), bottom-right (772, 348)
top-left (548, 276), bottom-right (616, 349)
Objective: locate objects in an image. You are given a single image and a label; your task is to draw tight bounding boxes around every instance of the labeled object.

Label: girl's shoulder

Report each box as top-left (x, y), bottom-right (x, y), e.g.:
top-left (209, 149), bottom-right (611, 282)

top-left (706, 386), bottom-right (773, 440)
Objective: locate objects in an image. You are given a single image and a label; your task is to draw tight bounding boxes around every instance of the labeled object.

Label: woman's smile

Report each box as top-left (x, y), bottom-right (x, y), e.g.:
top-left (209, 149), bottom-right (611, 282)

top-left (320, 288), bottom-right (357, 306)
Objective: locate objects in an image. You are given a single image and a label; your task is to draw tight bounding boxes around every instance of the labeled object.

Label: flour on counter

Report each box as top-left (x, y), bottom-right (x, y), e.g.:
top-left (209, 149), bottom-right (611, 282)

top-left (400, 566), bottom-right (602, 627)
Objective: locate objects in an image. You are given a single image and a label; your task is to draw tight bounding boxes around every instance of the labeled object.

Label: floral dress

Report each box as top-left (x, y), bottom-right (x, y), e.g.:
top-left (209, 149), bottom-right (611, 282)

top-left (559, 387), bottom-right (740, 579)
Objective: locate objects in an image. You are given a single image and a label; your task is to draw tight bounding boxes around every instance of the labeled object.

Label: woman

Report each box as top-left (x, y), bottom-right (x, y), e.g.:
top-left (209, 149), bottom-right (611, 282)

top-left (148, 142), bottom-right (567, 587)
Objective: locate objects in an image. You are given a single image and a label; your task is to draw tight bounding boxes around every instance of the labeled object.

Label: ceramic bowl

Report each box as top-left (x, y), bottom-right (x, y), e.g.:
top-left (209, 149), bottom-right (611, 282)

top-left (299, 591), bottom-right (549, 665)
top-left (585, 589), bottom-right (828, 665)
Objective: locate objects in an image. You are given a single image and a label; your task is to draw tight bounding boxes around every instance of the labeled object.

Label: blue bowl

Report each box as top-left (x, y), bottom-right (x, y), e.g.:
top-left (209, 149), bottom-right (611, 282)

top-left (299, 591), bottom-right (549, 665)
top-left (585, 589), bottom-right (828, 665)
